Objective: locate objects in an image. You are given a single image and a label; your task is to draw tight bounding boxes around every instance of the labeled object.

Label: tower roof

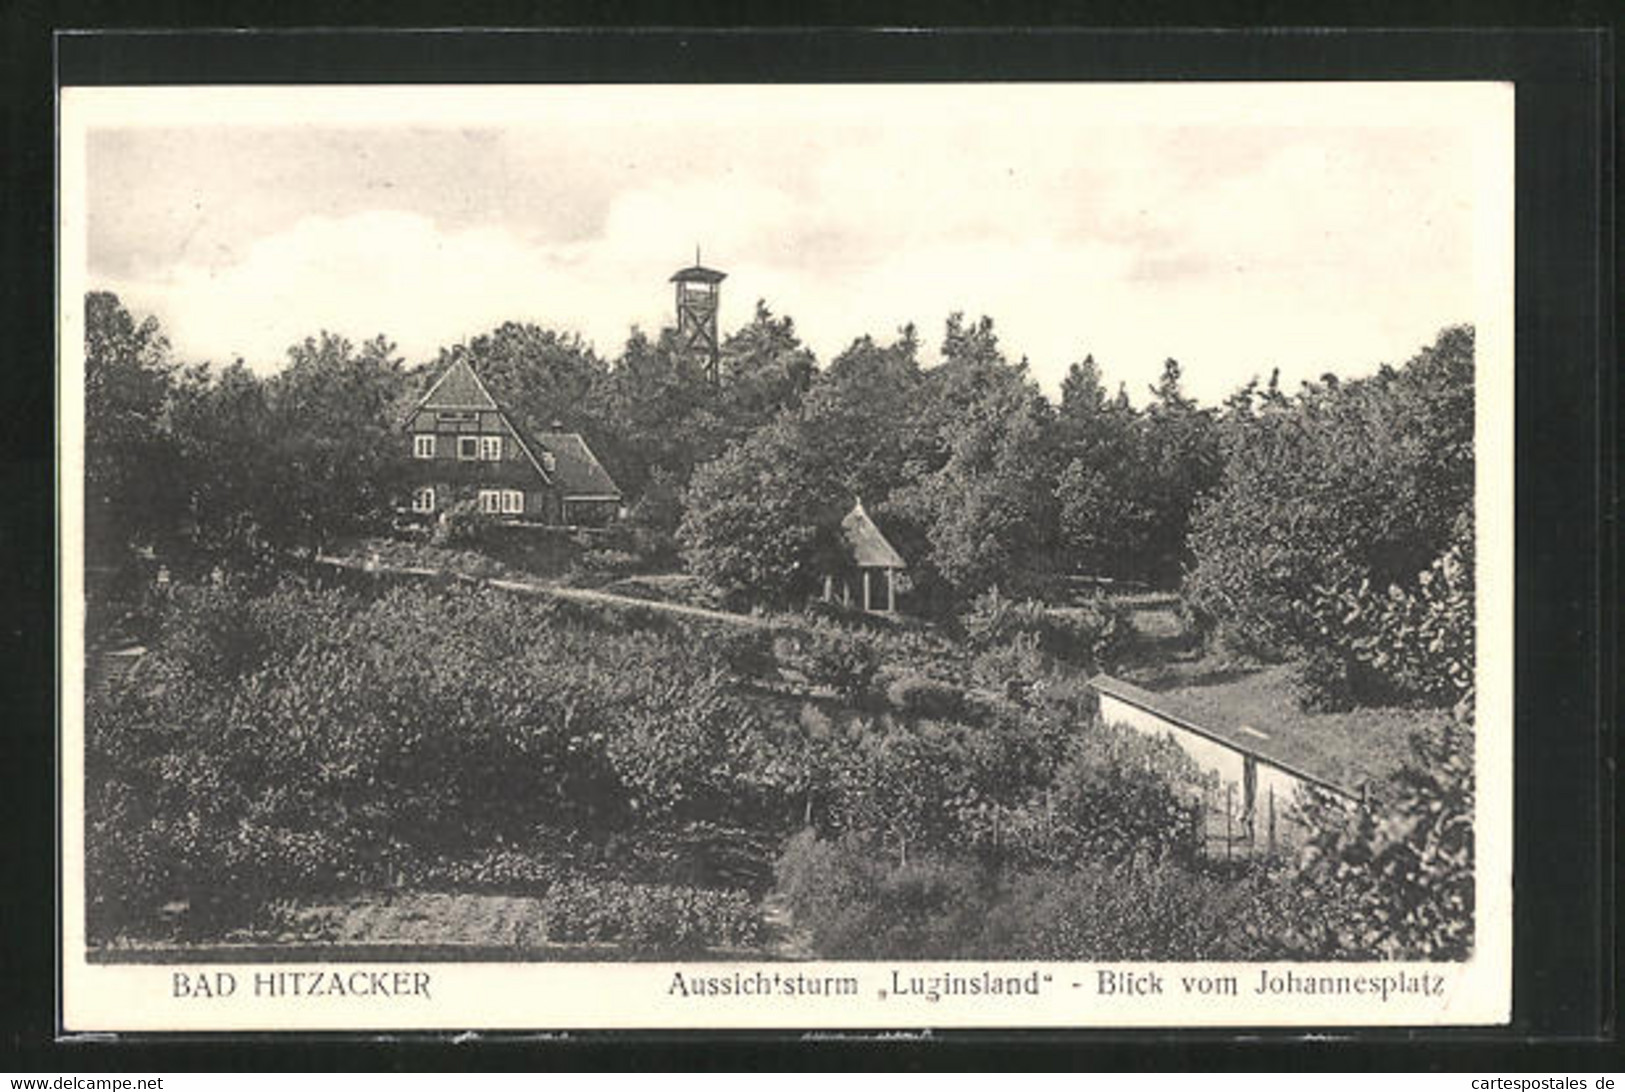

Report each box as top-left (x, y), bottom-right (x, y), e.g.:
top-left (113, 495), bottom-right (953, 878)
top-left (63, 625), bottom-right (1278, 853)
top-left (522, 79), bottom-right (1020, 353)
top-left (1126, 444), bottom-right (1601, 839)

top-left (669, 264), bottom-right (726, 284)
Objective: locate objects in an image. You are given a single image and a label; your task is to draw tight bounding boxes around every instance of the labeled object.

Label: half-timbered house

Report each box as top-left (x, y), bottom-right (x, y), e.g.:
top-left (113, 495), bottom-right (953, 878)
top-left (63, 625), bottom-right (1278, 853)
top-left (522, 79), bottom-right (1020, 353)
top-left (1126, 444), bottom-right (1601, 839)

top-left (401, 359), bottom-right (621, 527)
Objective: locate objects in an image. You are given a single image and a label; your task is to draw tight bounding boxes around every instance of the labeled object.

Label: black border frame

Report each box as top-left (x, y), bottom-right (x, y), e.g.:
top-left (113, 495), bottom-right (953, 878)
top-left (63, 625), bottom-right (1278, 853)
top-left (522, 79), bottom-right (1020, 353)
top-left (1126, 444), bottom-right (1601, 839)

top-left (3, 20), bottom-right (1614, 1070)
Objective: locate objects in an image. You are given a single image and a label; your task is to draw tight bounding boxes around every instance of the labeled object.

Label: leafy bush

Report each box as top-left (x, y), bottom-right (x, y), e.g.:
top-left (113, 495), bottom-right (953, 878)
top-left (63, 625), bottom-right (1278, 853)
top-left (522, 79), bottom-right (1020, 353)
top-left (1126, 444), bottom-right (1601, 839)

top-left (703, 627), bottom-right (780, 680)
top-left (542, 879), bottom-right (764, 952)
top-left (84, 577), bottom-right (803, 940)
top-left (958, 587), bottom-right (1128, 671)
top-left (1304, 511), bottom-right (1475, 709)
top-left (431, 497), bottom-right (495, 548)
top-left (773, 830), bottom-right (1316, 961)
top-left (968, 632), bottom-right (1049, 698)
top-left (773, 621), bottom-right (880, 700)
top-left (1291, 647), bottom-right (1359, 713)
top-left (406, 837), bottom-right (582, 894)
top-left (622, 467), bottom-right (685, 566)
top-left (883, 671), bottom-right (966, 719)
top-left (1050, 597), bottom-right (1133, 669)
top-left (574, 547), bottom-right (642, 578)
top-left (958, 587), bottom-right (1047, 649)
top-left (773, 830), bottom-right (990, 958)
top-left (1291, 720), bottom-right (1475, 960)
top-left (975, 860), bottom-right (1297, 960)
top-left (1034, 726), bottom-right (1204, 866)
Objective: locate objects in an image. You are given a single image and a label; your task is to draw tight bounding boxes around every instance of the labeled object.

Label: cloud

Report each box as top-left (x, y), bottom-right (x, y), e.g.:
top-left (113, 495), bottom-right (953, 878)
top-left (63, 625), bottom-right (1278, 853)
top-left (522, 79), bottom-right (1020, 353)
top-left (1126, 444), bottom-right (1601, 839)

top-left (92, 103), bottom-right (1484, 406)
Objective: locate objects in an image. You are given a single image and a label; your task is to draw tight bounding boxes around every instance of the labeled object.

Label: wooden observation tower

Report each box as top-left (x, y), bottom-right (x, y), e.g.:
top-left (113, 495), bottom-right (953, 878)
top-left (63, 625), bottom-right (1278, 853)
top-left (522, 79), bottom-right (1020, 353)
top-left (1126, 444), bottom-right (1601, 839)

top-left (670, 249), bottom-right (726, 383)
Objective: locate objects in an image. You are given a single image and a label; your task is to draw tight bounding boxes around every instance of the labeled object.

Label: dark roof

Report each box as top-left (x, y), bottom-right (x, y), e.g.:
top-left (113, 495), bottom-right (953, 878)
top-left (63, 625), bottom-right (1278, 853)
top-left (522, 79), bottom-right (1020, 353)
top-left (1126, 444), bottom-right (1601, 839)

top-left (534, 431), bottom-right (622, 499)
top-left (840, 501), bottom-right (906, 569)
top-left (415, 359), bottom-right (499, 412)
top-left (669, 264), bottom-right (727, 284)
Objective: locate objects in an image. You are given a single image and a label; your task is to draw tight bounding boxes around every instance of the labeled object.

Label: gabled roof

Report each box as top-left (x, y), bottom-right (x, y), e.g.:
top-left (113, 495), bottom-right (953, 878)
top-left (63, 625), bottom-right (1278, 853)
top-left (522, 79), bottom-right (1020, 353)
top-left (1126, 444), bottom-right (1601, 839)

top-left (414, 359), bottom-right (499, 412)
top-left (407, 359), bottom-right (553, 485)
top-left (534, 431), bottom-right (622, 499)
top-left (1090, 672), bottom-right (1393, 798)
top-left (840, 501), bottom-right (906, 569)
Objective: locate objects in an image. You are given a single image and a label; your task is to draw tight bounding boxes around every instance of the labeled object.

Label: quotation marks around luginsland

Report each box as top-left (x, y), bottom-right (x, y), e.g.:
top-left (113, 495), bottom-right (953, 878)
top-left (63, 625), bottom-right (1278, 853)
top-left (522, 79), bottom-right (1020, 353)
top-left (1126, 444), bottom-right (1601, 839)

top-left (881, 970), bottom-right (1052, 1002)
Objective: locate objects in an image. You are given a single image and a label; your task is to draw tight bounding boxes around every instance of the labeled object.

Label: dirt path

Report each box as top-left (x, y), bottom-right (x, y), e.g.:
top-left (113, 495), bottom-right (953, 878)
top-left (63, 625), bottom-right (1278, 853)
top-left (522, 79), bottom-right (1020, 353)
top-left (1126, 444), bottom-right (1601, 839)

top-left (316, 553), bottom-right (770, 630)
top-left (759, 893), bottom-right (816, 960)
top-left (485, 578), bottom-right (771, 629)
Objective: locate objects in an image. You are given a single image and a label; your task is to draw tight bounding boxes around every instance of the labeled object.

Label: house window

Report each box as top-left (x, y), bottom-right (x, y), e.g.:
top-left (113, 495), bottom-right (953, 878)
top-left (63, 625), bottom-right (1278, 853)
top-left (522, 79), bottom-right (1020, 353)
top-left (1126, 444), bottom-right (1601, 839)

top-left (480, 435), bottom-right (503, 461)
top-left (413, 434), bottom-right (435, 459)
top-left (412, 487), bottom-right (435, 513)
top-left (458, 436), bottom-right (480, 460)
top-left (501, 490), bottom-right (524, 515)
top-left (542, 451), bottom-right (557, 473)
top-left (478, 489), bottom-right (503, 514)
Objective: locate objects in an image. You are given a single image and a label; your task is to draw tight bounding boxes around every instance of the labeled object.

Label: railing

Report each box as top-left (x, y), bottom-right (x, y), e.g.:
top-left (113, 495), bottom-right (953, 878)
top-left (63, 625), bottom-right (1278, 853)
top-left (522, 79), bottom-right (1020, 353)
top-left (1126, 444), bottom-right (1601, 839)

top-left (1191, 780), bottom-right (1286, 863)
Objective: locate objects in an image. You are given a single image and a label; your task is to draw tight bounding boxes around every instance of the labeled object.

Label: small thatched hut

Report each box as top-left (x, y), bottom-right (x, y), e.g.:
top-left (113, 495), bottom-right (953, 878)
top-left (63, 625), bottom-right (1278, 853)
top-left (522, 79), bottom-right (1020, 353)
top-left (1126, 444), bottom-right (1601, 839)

top-left (822, 500), bottom-right (907, 613)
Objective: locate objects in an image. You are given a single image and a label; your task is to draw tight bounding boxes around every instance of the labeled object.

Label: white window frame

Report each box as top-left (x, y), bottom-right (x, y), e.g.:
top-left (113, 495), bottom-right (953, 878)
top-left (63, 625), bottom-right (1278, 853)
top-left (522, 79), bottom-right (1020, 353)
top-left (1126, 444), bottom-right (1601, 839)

top-left (480, 435), bottom-right (503, 461)
top-left (412, 486), bottom-right (435, 513)
top-left (501, 490), bottom-right (524, 515)
top-left (458, 435), bottom-right (480, 461)
top-left (413, 434), bottom-right (436, 459)
top-left (478, 489), bottom-right (503, 515)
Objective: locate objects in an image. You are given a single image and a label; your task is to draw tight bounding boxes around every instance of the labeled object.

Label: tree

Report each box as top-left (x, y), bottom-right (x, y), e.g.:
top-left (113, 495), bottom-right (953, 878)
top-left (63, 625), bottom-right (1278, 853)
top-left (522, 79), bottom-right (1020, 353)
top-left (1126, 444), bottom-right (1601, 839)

top-left (908, 390), bottom-right (1059, 594)
top-left (1054, 353), bottom-right (1155, 580)
top-left (1186, 325), bottom-right (1475, 657)
top-left (715, 301), bottom-right (818, 443)
top-left (83, 292), bottom-right (189, 561)
top-left (912, 312), bottom-right (1021, 472)
top-left (605, 326), bottom-right (719, 498)
top-left (258, 332), bottom-right (407, 553)
top-left (795, 328), bottom-right (927, 505)
top-left (677, 417), bottom-right (847, 607)
top-left (1136, 358), bottom-right (1221, 583)
top-left (168, 359), bottom-right (275, 557)
top-left (882, 316), bottom-right (1064, 596)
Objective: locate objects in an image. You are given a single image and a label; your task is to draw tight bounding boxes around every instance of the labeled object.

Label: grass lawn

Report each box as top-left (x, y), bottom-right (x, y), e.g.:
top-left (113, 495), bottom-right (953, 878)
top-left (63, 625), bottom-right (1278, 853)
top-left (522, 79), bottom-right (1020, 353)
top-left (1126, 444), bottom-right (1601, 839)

top-left (1127, 660), bottom-right (1443, 789)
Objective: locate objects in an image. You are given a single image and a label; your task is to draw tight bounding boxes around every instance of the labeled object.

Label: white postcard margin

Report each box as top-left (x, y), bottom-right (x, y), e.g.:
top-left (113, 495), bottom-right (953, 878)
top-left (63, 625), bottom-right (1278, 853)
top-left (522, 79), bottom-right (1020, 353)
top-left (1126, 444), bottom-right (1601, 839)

top-left (57, 82), bottom-right (1514, 1032)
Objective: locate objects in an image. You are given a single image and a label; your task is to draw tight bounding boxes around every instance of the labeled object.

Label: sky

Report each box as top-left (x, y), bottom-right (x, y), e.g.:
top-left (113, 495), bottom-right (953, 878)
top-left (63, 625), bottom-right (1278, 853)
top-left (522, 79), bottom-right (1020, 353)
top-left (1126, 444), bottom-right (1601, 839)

top-left (79, 84), bottom-right (1508, 406)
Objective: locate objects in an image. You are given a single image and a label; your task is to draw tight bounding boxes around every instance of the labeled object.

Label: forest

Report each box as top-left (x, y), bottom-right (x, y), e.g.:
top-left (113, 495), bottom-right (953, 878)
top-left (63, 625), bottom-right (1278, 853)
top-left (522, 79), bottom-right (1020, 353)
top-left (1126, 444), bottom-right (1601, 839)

top-left (82, 290), bottom-right (1476, 961)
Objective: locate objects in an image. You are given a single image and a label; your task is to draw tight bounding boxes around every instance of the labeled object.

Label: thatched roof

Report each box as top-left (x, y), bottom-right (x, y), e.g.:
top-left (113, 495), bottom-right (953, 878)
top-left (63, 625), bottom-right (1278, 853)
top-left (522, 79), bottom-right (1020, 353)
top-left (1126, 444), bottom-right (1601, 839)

top-left (840, 501), bottom-right (906, 569)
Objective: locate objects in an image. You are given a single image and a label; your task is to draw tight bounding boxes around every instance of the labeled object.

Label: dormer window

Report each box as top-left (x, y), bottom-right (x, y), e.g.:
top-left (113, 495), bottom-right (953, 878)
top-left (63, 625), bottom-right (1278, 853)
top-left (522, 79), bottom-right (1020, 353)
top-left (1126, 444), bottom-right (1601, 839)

top-left (413, 434), bottom-right (435, 459)
top-left (458, 436), bottom-right (480, 460)
top-left (480, 435), bottom-right (503, 461)
top-left (542, 451), bottom-right (557, 473)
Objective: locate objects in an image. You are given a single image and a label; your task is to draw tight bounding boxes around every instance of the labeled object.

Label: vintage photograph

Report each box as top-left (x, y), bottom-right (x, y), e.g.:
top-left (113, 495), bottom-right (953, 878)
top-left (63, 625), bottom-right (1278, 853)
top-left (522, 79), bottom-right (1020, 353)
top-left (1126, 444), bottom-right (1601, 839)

top-left (60, 82), bottom-right (1512, 1029)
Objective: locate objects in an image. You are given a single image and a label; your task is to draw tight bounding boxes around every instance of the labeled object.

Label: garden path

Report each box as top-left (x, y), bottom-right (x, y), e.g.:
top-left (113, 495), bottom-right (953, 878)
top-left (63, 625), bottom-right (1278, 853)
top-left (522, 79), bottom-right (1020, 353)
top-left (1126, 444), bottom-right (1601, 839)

top-left (318, 553), bottom-right (771, 629)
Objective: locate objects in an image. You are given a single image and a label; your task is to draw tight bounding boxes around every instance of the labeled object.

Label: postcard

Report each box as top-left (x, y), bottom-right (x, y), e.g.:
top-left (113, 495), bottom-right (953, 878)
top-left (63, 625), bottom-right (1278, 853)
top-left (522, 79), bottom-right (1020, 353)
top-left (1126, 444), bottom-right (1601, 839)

top-left (59, 80), bottom-right (1513, 1031)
